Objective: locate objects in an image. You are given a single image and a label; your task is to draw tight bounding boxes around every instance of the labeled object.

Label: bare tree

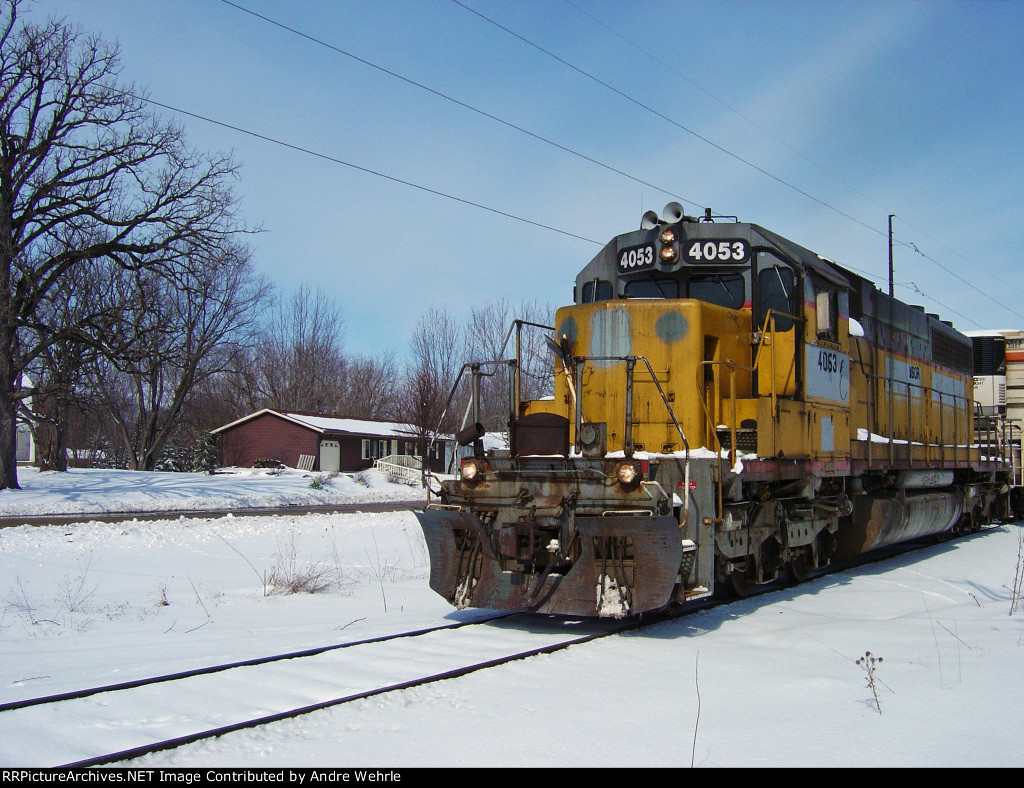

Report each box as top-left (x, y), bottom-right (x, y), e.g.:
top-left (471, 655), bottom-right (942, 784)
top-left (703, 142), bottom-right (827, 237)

top-left (198, 299), bottom-right (398, 428)
top-left (393, 301), bottom-right (557, 460)
top-left (89, 242), bottom-right (269, 471)
top-left (253, 285), bottom-right (347, 414)
top-left (23, 278), bottom-right (93, 471)
top-left (337, 352), bottom-right (399, 420)
top-left (464, 298), bottom-right (555, 435)
top-left (0, 1), bottom-right (251, 488)
top-left (395, 307), bottom-right (465, 456)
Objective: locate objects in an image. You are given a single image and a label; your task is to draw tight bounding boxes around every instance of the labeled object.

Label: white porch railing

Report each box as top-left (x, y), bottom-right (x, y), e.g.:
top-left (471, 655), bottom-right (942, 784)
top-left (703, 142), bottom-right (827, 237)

top-left (374, 454), bottom-right (424, 484)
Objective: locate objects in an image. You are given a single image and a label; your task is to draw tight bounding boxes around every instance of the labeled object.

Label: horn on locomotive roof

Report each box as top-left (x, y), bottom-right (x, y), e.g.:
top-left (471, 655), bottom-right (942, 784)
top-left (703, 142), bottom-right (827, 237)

top-left (640, 210), bottom-right (663, 230)
top-left (662, 201), bottom-right (685, 223)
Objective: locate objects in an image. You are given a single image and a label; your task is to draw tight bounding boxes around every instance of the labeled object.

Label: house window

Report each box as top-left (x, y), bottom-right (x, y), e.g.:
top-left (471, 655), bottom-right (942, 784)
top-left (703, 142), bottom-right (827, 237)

top-left (361, 439), bottom-right (389, 460)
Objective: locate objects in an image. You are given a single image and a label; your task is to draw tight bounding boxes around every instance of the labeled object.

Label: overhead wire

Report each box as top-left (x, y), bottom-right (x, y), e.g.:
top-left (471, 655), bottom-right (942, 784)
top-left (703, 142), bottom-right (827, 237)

top-left (124, 90), bottom-right (603, 247)
top-left (565, 0), bottom-right (1014, 296)
top-left (565, 2), bottom-right (1023, 320)
top-left (450, 0), bottom-right (1021, 327)
top-left (897, 283), bottom-right (981, 329)
top-left (838, 257), bottom-right (982, 328)
top-left (448, 0), bottom-right (885, 240)
top-left (216, 0), bottom-right (702, 211)
top-left (894, 220), bottom-right (1024, 321)
top-left (210, 0), bottom-right (1013, 326)
top-left (562, 0), bottom-right (886, 215)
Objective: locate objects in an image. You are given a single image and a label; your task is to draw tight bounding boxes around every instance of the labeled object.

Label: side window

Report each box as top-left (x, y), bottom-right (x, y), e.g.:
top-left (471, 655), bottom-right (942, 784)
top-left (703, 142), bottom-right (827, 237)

top-left (757, 262), bottom-right (795, 332)
top-left (815, 286), bottom-right (839, 342)
top-left (582, 279), bottom-right (613, 303)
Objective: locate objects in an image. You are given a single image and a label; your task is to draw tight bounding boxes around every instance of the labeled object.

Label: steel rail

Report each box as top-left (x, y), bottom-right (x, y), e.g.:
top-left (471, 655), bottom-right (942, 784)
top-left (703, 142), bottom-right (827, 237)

top-left (0, 612), bottom-right (514, 713)
top-left (0, 500), bottom-right (422, 529)
top-left (60, 617), bottom-right (647, 768)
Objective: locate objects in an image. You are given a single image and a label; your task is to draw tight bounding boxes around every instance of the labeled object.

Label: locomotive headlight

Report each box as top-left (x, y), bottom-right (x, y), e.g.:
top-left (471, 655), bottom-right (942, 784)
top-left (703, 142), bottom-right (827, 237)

top-left (658, 227), bottom-right (679, 263)
top-left (615, 462), bottom-right (639, 485)
top-left (461, 459), bottom-right (480, 481)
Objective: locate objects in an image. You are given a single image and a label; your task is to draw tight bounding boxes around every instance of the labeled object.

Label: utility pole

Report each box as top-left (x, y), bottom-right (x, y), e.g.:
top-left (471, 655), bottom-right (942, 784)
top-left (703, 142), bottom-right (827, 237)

top-left (888, 214), bottom-right (895, 298)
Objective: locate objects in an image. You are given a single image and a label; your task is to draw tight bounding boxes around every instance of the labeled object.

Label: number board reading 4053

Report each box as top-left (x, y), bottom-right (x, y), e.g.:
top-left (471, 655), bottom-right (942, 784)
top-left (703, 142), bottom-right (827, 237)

top-left (617, 243), bottom-right (656, 273)
top-left (683, 239), bottom-right (750, 264)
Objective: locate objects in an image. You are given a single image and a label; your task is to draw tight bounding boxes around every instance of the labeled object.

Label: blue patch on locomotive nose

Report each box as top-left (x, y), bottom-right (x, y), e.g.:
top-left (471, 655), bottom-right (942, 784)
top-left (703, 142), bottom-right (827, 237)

top-left (590, 308), bottom-right (631, 365)
top-left (556, 316), bottom-right (578, 348)
top-left (655, 310), bottom-right (688, 343)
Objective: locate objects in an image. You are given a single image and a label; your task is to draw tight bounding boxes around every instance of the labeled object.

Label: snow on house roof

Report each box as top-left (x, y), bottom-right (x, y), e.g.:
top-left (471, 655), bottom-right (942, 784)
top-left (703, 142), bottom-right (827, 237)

top-left (210, 409), bottom-right (429, 438)
top-left (282, 413), bottom-right (419, 437)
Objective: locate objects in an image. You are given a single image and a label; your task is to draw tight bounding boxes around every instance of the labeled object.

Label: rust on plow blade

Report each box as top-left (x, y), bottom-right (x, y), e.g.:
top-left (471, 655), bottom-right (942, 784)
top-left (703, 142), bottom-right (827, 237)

top-left (415, 508), bottom-right (683, 617)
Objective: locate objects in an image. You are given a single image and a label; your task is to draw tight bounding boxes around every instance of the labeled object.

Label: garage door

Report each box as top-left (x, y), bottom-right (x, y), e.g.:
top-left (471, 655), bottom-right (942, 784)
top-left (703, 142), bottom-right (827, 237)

top-left (319, 440), bottom-right (341, 473)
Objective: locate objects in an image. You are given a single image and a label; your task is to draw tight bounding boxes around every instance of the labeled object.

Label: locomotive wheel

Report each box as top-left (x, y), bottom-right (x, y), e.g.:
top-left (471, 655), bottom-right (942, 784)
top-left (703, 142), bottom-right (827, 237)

top-left (784, 551), bottom-right (811, 583)
top-left (724, 562), bottom-right (756, 598)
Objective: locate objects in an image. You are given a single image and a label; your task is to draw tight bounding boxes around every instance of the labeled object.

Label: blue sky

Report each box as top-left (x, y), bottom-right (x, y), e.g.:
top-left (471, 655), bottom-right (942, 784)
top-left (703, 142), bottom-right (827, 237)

top-left (29, 0), bottom-right (1024, 357)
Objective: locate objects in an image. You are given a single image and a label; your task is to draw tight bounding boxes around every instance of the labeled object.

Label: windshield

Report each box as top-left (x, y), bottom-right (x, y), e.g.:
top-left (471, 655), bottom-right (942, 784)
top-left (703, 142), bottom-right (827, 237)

top-left (689, 274), bottom-right (745, 309)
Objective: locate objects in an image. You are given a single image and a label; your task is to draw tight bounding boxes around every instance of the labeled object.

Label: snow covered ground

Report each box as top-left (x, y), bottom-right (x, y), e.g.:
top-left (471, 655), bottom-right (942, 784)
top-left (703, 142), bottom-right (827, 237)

top-left (1, 467), bottom-right (1023, 767)
top-left (0, 467), bottom-right (423, 520)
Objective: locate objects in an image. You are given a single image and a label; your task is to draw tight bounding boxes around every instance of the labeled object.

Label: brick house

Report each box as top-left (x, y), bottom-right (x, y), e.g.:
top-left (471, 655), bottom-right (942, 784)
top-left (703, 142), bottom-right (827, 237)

top-left (210, 410), bottom-right (450, 473)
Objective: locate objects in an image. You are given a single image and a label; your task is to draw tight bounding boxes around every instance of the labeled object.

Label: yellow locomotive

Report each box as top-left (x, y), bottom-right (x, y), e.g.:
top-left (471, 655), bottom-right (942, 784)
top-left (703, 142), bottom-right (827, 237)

top-left (416, 204), bottom-right (1017, 617)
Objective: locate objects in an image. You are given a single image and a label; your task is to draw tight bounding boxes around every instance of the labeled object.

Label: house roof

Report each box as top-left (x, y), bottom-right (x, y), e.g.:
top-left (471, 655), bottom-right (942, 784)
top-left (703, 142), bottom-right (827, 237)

top-left (210, 409), bottom-right (428, 439)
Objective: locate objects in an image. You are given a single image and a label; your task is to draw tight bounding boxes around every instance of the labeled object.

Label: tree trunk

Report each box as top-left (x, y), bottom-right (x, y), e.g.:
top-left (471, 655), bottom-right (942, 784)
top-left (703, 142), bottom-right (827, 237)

top-left (0, 368), bottom-right (19, 489)
top-left (34, 419), bottom-right (68, 471)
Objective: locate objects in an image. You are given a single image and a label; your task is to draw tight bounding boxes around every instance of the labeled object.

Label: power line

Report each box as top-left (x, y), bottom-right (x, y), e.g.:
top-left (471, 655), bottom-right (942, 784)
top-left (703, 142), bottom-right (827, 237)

top-left (563, 1), bottom-right (1020, 317)
top-left (896, 222), bottom-right (1024, 321)
top-left (219, 0), bottom-right (1008, 312)
top-left (897, 282), bottom-right (981, 329)
top-left (136, 90), bottom-right (1013, 328)
top-left (141, 1), bottom-right (1014, 329)
top-left (562, 0), bottom-right (887, 215)
top-left (451, 0), bottom-right (1021, 327)
top-left (834, 260), bottom-right (982, 329)
top-left (449, 0), bottom-right (886, 240)
top-left (892, 212), bottom-right (1017, 298)
top-left (216, 0), bottom-right (703, 211)
top-left (128, 90), bottom-right (603, 247)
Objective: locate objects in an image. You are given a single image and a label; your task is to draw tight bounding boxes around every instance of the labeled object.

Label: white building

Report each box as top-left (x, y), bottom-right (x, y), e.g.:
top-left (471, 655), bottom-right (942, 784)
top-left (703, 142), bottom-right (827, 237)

top-left (15, 373), bottom-right (35, 465)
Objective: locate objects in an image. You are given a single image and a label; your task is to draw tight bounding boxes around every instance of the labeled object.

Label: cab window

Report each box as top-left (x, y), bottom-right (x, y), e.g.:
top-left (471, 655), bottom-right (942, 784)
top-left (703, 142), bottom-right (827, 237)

top-left (689, 274), bottom-right (744, 309)
top-left (582, 279), bottom-right (613, 303)
top-left (624, 278), bottom-right (678, 299)
top-left (756, 260), bottom-right (795, 332)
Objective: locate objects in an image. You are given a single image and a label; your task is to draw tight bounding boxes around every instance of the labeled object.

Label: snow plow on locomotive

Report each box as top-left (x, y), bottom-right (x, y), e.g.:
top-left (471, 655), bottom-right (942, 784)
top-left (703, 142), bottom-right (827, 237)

top-left (415, 204), bottom-right (1021, 617)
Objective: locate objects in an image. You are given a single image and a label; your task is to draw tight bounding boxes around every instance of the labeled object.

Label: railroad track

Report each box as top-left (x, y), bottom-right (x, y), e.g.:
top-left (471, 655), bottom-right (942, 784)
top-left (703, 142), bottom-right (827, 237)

top-left (0, 610), bottom-right (634, 768)
top-left (0, 524), bottom-right (999, 768)
top-left (0, 500), bottom-right (421, 529)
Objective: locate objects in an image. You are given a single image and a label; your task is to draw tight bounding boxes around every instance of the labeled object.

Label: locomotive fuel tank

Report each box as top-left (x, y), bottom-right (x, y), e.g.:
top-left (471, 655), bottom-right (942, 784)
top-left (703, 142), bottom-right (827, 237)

top-left (834, 490), bottom-right (963, 559)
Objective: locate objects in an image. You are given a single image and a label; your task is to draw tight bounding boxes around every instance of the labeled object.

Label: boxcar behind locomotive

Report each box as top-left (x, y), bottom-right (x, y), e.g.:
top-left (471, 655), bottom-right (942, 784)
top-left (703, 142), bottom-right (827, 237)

top-left (415, 204), bottom-right (1018, 617)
